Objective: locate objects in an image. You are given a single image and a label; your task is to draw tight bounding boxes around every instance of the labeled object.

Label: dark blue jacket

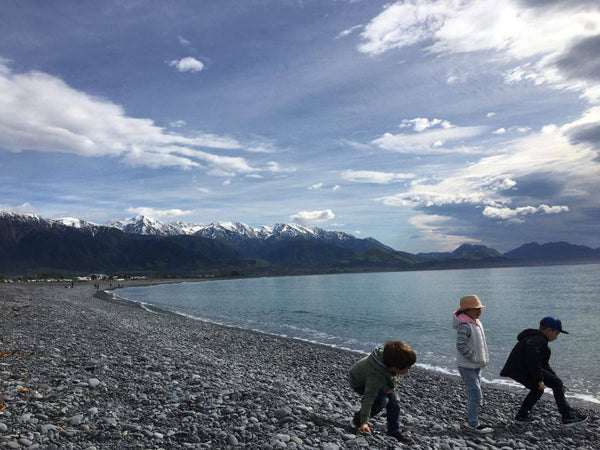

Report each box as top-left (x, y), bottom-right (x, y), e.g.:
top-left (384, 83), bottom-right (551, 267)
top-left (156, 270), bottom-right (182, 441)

top-left (500, 329), bottom-right (555, 388)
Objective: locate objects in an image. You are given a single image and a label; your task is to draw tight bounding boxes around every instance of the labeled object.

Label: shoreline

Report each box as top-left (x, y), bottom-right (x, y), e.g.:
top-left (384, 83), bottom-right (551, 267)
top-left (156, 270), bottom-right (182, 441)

top-left (1, 281), bottom-right (598, 449)
top-left (108, 279), bottom-right (600, 410)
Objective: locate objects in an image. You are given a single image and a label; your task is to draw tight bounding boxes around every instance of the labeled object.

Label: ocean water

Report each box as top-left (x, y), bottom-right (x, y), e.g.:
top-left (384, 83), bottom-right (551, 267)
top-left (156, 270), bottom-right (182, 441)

top-left (115, 264), bottom-right (600, 405)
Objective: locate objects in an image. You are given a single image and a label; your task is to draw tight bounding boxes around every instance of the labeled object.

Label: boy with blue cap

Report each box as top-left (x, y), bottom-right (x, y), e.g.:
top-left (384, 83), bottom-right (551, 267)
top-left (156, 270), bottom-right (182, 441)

top-left (500, 316), bottom-right (588, 426)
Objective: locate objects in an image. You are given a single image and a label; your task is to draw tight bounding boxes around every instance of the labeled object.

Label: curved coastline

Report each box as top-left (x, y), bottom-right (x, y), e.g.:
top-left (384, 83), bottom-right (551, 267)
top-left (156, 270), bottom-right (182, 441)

top-left (111, 280), bottom-right (600, 409)
top-left (1, 280), bottom-right (597, 449)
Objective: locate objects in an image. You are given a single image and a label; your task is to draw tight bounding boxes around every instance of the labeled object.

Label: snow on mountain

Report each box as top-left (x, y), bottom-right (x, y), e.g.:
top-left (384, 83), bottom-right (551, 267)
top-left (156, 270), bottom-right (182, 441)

top-left (108, 215), bottom-right (189, 236)
top-left (56, 217), bottom-right (103, 236)
top-left (1, 212), bottom-right (390, 252)
top-left (105, 216), bottom-right (377, 248)
top-left (0, 212), bottom-right (103, 239)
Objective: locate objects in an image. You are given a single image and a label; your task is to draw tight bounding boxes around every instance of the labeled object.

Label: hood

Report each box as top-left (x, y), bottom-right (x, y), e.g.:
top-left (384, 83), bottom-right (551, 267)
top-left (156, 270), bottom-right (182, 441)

top-left (453, 311), bottom-right (476, 329)
top-left (370, 347), bottom-right (386, 366)
top-left (517, 328), bottom-right (546, 341)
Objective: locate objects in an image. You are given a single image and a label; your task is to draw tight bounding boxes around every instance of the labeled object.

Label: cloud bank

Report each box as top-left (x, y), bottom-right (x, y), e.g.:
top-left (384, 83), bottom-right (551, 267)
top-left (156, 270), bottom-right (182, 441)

top-left (0, 62), bottom-right (281, 177)
top-left (358, 0), bottom-right (600, 101)
top-left (290, 209), bottom-right (335, 225)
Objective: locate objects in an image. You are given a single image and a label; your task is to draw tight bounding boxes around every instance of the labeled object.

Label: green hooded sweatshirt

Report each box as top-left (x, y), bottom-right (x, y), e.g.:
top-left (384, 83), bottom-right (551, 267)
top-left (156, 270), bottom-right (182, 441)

top-left (349, 347), bottom-right (400, 425)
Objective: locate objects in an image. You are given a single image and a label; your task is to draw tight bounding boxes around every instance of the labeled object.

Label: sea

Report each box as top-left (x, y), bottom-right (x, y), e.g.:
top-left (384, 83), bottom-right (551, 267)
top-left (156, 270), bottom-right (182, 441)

top-left (114, 264), bottom-right (600, 406)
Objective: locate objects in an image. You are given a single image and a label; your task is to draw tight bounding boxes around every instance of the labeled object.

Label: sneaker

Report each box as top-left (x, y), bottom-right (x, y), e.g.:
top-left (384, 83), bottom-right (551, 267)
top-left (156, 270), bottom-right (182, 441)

top-left (562, 414), bottom-right (588, 427)
top-left (515, 414), bottom-right (534, 423)
top-left (387, 431), bottom-right (414, 444)
top-left (466, 424), bottom-right (494, 434)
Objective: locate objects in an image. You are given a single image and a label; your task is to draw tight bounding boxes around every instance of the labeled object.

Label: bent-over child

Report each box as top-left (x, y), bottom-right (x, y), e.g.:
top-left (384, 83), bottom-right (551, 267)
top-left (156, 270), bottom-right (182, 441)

top-left (500, 316), bottom-right (588, 426)
top-left (349, 340), bottom-right (416, 443)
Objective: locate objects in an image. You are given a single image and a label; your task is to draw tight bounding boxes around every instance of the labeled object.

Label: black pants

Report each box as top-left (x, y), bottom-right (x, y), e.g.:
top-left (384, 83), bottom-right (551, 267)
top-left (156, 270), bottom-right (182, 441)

top-left (519, 369), bottom-right (572, 418)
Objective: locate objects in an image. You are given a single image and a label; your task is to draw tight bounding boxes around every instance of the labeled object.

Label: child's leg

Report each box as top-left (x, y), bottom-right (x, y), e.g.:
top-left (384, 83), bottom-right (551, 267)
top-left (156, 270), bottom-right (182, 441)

top-left (385, 391), bottom-right (401, 434)
top-left (518, 386), bottom-right (544, 417)
top-left (458, 367), bottom-right (482, 427)
top-left (541, 369), bottom-right (572, 418)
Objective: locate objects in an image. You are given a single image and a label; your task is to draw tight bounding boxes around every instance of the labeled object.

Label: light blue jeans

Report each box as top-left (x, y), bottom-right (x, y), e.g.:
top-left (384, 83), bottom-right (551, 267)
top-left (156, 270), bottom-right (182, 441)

top-left (458, 367), bottom-right (482, 427)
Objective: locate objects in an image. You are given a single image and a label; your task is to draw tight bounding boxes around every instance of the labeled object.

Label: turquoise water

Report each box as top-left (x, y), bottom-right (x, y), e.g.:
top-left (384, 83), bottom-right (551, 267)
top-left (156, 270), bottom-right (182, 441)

top-left (115, 264), bottom-right (600, 405)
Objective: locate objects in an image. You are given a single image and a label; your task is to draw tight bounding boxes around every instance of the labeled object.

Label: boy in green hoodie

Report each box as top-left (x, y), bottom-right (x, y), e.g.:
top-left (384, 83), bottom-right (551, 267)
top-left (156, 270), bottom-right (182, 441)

top-left (349, 340), bottom-right (416, 443)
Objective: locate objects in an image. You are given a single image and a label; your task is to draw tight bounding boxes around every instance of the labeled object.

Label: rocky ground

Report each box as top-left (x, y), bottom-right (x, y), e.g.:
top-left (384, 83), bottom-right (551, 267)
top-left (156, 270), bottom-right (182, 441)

top-left (0, 281), bottom-right (598, 449)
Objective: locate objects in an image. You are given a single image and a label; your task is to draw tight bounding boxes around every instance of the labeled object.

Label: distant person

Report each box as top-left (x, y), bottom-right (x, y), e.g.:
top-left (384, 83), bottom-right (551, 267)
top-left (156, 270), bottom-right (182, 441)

top-left (349, 340), bottom-right (416, 443)
top-left (500, 316), bottom-right (588, 426)
top-left (453, 295), bottom-right (493, 434)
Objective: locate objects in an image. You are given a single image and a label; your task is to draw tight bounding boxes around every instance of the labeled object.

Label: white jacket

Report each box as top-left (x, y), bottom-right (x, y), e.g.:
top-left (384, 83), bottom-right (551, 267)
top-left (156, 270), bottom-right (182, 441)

top-left (453, 312), bottom-right (489, 369)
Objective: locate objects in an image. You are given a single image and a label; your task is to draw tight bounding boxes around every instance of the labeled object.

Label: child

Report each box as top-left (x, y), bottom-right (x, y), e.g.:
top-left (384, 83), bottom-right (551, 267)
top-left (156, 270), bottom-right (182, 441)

top-left (500, 316), bottom-right (588, 426)
top-left (349, 340), bottom-right (416, 443)
top-left (453, 294), bottom-right (493, 434)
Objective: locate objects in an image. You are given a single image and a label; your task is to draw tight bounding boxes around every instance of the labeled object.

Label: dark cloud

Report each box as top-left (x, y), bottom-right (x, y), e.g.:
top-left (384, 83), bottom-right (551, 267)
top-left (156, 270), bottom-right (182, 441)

top-left (566, 122), bottom-right (600, 157)
top-left (556, 35), bottom-right (600, 82)
top-left (569, 123), bottom-right (600, 144)
top-left (509, 173), bottom-right (565, 201)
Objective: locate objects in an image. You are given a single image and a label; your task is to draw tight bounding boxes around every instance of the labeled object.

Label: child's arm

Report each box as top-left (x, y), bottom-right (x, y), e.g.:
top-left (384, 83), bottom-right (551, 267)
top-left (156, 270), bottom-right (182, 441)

top-left (357, 377), bottom-right (384, 430)
top-left (456, 323), bottom-right (478, 363)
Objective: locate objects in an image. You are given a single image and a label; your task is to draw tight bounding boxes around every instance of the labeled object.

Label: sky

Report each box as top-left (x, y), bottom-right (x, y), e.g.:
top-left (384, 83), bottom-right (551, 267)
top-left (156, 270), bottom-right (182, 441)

top-left (1, 0), bottom-right (599, 253)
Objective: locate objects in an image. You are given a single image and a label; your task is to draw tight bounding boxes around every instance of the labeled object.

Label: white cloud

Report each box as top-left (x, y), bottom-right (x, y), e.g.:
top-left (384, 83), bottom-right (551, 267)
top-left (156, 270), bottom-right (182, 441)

top-left (0, 202), bottom-right (35, 214)
top-left (126, 207), bottom-right (193, 219)
top-left (399, 117), bottom-right (454, 132)
top-left (492, 128), bottom-right (506, 134)
top-left (486, 112), bottom-right (496, 118)
top-left (341, 169), bottom-right (415, 184)
top-left (290, 209), bottom-right (335, 224)
top-left (516, 127), bottom-right (530, 133)
top-left (336, 24), bottom-right (363, 39)
top-left (482, 204), bottom-right (569, 222)
top-left (0, 62), bottom-right (274, 176)
top-left (378, 112), bottom-right (600, 221)
top-left (372, 125), bottom-right (487, 154)
top-left (309, 183), bottom-right (323, 190)
top-left (177, 36), bottom-right (192, 46)
top-left (170, 120), bottom-right (186, 128)
top-left (332, 185), bottom-right (341, 191)
top-left (358, 0), bottom-right (600, 101)
top-left (340, 139), bottom-right (374, 151)
top-left (266, 161), bottom-right (296, 173)
top-left (168, 57), bottom-right (204, 73)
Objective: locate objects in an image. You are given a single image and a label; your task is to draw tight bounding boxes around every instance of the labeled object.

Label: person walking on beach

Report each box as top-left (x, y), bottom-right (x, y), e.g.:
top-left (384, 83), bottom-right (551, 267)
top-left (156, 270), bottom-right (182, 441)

top-left (453, 295), bottom-right (493, 434)
top-left (500, 316), bottom-right (588, 426)
top-left (349, 340), bottom-right (416, 443)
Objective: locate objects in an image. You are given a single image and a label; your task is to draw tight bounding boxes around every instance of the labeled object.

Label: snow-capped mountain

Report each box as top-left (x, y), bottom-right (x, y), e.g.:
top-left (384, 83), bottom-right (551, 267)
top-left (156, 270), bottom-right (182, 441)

top-left (0, 211), bottom-right (102, 238)
top-left (108, 215), bottom-right (200, 236)
top-left (104, 215), bottom-right (393, 255)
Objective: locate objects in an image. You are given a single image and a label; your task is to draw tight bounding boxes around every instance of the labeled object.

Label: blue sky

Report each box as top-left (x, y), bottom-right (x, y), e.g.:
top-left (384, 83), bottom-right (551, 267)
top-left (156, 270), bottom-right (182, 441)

top-left (1, 0), bottom-right (599, 253)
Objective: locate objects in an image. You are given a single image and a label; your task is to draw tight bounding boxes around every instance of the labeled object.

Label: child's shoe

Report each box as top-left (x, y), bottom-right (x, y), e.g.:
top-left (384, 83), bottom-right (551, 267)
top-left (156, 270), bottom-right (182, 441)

top-left (515, 414), bottom-right (534, 423)
top-left (562, 414), bottom-right (588, 427)
top-left (387, 431), bottom-right (414, 444)
top-left (466, 424), bottom-right (494, 434)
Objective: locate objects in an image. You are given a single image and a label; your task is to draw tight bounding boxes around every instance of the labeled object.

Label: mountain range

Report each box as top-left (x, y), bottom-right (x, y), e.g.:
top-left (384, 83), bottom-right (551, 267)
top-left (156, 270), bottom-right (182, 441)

top-left (1, 212), bottom-right (599, 276)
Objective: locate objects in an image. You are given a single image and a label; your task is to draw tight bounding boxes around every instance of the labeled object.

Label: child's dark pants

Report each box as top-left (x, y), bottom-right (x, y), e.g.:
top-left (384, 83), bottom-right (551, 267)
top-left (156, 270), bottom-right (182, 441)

top-left (519, 369), bottom-right (573, 418)
top-left (353, 386), bottom-right (401, 433)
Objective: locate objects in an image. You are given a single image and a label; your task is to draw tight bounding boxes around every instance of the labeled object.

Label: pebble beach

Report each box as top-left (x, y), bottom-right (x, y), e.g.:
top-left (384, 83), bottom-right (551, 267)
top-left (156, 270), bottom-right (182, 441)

top-left (1, 281), bottom-right (598, 449)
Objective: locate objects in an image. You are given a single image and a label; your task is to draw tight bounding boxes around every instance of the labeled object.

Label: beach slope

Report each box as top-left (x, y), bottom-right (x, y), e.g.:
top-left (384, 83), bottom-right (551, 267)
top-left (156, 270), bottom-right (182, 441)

top-left (0, 283), bottom-right (597, 449)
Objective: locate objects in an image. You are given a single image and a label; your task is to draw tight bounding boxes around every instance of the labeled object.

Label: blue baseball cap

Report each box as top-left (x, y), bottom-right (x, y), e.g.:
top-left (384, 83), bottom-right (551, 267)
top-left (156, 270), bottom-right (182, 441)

top-left (541, 316), bottom-right (569, 334)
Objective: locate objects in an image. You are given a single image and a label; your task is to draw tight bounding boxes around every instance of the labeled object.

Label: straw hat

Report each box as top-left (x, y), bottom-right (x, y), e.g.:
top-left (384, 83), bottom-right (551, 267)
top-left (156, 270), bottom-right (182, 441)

top-left (458, 294), bottom-right (485, 311)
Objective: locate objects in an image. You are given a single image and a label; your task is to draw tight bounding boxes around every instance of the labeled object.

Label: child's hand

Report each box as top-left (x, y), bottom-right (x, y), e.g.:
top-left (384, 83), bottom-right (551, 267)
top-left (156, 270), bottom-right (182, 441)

top-left (563, 385), bottom-right (569, 392)
top-left (538, 381), bottom-right (546, 390)
top-left (357, 423), bottom-right (371, 435)
top-left (383, 387), bottom-right (394, 395)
